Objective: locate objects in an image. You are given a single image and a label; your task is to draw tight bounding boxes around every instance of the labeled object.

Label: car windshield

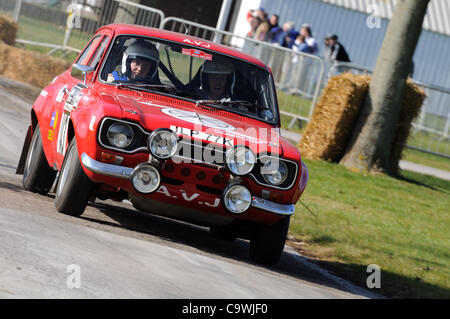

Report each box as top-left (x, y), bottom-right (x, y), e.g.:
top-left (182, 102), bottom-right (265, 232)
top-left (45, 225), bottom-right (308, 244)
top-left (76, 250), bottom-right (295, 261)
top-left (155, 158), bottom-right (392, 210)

top-left (100, 35), bottom-right (278, 123)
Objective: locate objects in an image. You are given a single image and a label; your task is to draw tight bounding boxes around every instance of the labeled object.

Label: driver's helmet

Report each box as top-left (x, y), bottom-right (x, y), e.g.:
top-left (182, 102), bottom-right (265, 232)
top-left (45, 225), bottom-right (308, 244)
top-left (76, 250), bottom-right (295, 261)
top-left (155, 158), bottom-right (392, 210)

top-left (200, 59), bottom-right (235, 94)
top-left (122, 40), bottom-right (160, 79)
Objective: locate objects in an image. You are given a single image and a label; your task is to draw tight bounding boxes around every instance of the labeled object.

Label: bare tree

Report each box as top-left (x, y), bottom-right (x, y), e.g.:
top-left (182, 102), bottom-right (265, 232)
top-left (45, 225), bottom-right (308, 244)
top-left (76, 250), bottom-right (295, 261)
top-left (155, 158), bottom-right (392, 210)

top-left (340, 0), bottom-right (430, 175)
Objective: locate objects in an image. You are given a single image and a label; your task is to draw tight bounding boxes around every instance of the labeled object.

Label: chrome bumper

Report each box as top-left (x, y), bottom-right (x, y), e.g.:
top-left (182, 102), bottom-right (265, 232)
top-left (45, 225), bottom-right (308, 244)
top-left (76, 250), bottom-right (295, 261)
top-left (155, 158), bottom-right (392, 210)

top-left (81, 153), bottom-right (295, 216)
top-left (81, 153), bottom-right (133, 179)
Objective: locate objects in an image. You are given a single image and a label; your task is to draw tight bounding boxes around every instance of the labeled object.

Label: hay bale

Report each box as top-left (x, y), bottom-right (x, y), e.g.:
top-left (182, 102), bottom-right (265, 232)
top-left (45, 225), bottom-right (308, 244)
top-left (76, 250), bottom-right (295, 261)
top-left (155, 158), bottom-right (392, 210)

top-left (0, 42), bottom-right (71, 88)
top-left (390, 80), bottom-right (426, 173)
top-left (0, 15), bottom-right (17, 46)
top-left (297, 73), bottom-right (426, 174)
top-left (298, 73), bottom-right (370, 161)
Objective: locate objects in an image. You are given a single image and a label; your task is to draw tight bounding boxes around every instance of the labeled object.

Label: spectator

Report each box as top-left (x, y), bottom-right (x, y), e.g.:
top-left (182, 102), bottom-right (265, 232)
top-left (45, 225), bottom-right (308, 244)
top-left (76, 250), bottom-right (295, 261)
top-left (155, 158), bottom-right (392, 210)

top-left (278, 21), bottom-right (299, 49)
top-left (289, 35), bottom-right (312, 94)
top-left (300, 24), bottom-right (318, 55)
top-left (265, 14), bottom-right (283, 43)
top-left (292, 35), bottom-right (310, 54)
top-left (254, 11), bottom-right (270, 41)
top-left (254, 7), bottom-right (266, 21)
top-left (324, 34), bottom-right (350, 63)
top-left (246, 9), bottom-right (261, 38)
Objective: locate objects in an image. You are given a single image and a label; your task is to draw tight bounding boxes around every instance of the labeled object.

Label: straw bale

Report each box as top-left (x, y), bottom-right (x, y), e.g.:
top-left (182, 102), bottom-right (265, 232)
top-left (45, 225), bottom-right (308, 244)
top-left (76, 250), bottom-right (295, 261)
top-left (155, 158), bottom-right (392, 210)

top-left (390, 80), bottom-right (426, 174)
top-left (298, 73), bottom-right (426, 174)
top-left (0, 42), bottom-right (71, 88)
top-left (0, 15), bottom-right (17, 46)
top-left (298, 73), bottom-right (370, 161)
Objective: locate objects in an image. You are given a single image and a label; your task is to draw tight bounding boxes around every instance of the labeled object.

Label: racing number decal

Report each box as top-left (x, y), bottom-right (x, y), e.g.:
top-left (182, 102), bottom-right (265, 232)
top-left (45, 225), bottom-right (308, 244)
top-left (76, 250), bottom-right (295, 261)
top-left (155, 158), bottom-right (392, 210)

top-left (170, 125), bottom-right (234, 147)
top-left (56, 85), bottom-right (84, 155)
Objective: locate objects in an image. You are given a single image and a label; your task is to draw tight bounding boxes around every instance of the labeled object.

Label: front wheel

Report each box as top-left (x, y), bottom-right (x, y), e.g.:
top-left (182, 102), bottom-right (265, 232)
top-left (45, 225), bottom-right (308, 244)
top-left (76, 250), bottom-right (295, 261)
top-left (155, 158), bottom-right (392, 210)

top-left (249, 217), bottom-right (290, 266)
top-left (22, 124), bottom-right (56, 194)
top-left (54, 139), bottom-right (93, 216)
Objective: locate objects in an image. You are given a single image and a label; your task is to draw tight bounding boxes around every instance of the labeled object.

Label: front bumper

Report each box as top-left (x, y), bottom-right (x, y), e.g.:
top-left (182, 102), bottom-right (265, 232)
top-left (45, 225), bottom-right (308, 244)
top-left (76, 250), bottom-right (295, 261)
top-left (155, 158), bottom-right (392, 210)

top-left (81, 153), bottom-right (295, 216)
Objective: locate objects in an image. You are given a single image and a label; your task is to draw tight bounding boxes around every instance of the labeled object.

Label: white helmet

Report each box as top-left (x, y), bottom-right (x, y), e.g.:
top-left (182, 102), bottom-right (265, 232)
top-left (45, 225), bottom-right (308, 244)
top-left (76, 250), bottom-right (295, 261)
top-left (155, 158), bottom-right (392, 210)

top-left (122, 40), bottom-right (160, 78)
top-left (200, 59), bottom-right (235, 94)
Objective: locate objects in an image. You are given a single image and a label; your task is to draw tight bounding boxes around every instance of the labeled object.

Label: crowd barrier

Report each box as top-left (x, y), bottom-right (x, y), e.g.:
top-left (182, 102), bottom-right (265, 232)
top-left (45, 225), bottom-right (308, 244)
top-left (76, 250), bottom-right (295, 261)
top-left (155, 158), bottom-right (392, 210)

top-left (0, 0), bottom-right (448, 157)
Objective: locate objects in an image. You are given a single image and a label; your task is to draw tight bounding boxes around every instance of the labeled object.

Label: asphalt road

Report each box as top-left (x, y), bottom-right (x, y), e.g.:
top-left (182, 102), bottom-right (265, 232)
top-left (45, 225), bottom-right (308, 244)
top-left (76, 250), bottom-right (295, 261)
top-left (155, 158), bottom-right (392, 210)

top-left (0, 78), bottom-right (377, 299)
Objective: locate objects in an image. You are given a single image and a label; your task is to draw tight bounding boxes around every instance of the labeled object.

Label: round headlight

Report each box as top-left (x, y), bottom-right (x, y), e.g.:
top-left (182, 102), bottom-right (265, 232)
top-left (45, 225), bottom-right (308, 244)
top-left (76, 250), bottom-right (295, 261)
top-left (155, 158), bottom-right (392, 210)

top-left (107, 123), bottom-right (134, 149)
top-left (223, 184), bottom-right (252, 214)
top-left (131, 164), bottom-right (161, 194)
top-left (148, 129), bottom-right (178, 159)
top-left (225, 146), bottom-right (256, 176)
top-left (261, 159), bottom-right (288, 186)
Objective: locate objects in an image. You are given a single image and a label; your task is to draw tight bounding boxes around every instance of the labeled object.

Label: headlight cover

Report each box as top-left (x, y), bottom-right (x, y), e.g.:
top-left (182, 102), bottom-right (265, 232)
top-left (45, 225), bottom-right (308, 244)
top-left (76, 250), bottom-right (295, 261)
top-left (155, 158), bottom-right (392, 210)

top-left (261, 159), bottom-right (288, 186)
top-left (225, 146), bottom-right (256, 176)
top-left (107, 123), bottom-right (134, 149)
top-left (148, 128), bottom-right (178, 160)
top-left (131, 164), bottom-right (161, 194)
top-left (223, 184), bottom-right (252, 214)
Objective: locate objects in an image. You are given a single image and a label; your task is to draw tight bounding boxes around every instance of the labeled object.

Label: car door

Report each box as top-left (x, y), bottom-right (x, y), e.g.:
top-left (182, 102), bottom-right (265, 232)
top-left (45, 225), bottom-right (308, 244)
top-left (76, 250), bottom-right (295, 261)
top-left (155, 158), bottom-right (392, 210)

top-left (50, 32), bottom-right (112, 169)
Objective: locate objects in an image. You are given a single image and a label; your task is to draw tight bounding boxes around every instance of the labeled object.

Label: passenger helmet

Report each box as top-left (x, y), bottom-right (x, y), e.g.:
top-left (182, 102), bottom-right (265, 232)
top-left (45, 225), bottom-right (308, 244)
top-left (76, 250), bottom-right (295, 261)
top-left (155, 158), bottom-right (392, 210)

top-left (200, 59), bottom-right (235, 94)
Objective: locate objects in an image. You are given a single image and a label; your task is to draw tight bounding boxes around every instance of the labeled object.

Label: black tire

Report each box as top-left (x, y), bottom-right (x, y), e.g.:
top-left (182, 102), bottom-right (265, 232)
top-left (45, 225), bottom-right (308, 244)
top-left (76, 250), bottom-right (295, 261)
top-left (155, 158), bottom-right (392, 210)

top-left (209, 225), bottom-right (238, 242)
top-left (249, 217), bottom-right (290, 266)
top-left (22, 124), bottom-right (57, 194)
top-left (54, 138), bottom-right (93, 216)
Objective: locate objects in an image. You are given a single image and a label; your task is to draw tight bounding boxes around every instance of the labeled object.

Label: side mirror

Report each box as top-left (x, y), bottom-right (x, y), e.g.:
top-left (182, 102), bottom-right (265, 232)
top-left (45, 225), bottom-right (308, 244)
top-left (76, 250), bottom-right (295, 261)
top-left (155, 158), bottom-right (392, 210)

top-left (71, 63), bottom-right (95, 87)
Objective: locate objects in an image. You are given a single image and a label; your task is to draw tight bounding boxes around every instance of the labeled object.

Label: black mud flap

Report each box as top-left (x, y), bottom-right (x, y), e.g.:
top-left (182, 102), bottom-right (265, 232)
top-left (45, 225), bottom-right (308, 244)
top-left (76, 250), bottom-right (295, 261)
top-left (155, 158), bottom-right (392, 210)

top-left (16, 125), bottom-right (33, 175)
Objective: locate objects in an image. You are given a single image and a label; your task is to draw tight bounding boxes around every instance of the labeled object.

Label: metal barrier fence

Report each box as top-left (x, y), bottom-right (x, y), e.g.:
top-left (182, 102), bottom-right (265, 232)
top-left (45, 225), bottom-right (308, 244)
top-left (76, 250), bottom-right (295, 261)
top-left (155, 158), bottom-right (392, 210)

top-left (328, 62), bottom-right (450, 158)
top-left (1, 0), bottom-right (448, 158)
top-left (1, 0), bottom-right (164, 55)
top-left (161, 17), bottom-right (326, 128)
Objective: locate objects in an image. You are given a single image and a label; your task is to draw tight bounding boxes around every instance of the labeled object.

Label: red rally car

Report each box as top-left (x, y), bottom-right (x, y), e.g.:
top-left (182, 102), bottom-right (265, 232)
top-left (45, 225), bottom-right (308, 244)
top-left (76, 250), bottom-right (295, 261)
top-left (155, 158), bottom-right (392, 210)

top-left (16, 24), bottom-right (308, 266)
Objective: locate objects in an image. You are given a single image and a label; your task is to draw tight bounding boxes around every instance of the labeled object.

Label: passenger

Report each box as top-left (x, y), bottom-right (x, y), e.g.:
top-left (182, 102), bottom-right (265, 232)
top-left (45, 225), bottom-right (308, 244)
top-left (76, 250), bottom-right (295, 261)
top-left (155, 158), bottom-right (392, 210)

top-left (197, 60), bottom-right (236, 100)
top-left (107, 40), bottom-right (160, 83)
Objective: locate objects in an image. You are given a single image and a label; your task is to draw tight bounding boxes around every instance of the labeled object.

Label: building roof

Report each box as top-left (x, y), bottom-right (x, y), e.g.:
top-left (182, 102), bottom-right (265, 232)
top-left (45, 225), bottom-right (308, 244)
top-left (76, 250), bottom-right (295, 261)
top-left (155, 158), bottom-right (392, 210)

top-left (321, 0), bottom-right (450, 36)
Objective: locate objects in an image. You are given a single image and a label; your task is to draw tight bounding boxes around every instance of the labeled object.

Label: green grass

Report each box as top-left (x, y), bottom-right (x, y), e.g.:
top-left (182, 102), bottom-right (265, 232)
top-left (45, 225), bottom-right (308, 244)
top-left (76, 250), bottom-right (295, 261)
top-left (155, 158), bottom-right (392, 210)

top-left (407, 131), bottom-right (449, 157)
top-left (289, 159), bottom-right (450, 298)
top-left (277, 90), bottom-right (311, 133)
top-left (17, 15), bottom-right (91, 50)
top-left (403, 148), bottom-right (450, 172)
top-left (421, 112), bottom-right (448, 132)
top-left (17, 16), bottom-right (65, 46)
top-left (277, 90), bottom-right (312, 118)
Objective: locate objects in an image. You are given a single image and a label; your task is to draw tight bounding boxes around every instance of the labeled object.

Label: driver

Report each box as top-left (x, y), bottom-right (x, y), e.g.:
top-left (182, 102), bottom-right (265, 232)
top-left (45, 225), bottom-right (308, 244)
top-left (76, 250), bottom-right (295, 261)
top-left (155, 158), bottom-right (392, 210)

top-left (197, 59), bottom-right (236, 100)
top-left (107, 40), bottom-right (160, 83)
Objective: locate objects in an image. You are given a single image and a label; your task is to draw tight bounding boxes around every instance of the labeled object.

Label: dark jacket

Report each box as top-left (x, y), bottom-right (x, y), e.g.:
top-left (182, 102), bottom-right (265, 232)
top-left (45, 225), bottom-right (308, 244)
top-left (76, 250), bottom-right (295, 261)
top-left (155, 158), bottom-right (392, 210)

top-left (329, 41), bottom-right (351, 62)
top-left (278, 30), bottom-right (299, 49)
top-left (265, 25), bottom-right (283, 43)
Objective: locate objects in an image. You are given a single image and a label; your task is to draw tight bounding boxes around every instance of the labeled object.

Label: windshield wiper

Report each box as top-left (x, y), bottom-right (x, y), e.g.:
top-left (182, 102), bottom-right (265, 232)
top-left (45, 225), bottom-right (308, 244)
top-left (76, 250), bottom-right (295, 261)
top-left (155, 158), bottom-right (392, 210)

top-left (117, 83), bottom-right (176, 91)
top-left (116, 83), bottom-right (193, 97)
top-left (196, 98), bottom-right (264, 109)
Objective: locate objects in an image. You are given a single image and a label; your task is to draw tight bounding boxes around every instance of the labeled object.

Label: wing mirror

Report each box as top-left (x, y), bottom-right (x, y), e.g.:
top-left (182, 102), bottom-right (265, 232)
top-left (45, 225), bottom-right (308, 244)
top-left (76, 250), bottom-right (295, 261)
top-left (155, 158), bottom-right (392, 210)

top-left (71, 64), bottom-right (95, 87)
